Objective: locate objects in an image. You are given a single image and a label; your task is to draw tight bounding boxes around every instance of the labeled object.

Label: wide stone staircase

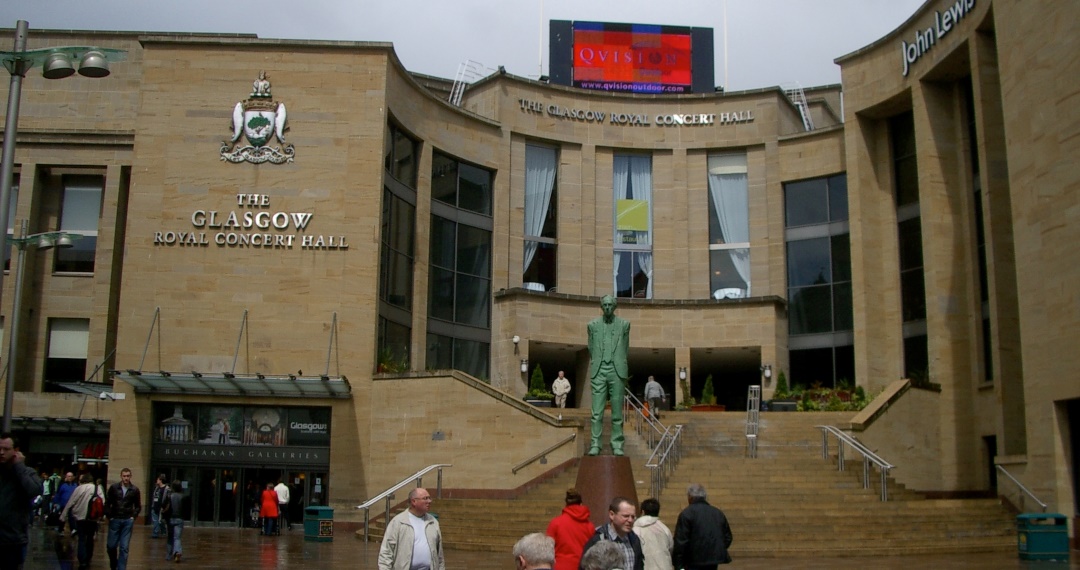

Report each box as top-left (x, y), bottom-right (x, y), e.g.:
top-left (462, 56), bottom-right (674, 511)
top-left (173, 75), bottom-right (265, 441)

top-left (359, 409), bottom-right (1018, 557)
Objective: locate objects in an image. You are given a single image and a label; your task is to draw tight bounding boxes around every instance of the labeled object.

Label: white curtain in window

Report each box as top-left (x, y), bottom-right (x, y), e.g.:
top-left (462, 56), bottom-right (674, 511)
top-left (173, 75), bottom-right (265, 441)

top-left (629, 157), bottom-right (653, 298)
top-left (708, 170), bottom-right (750, 292)
top-left (524, 145), bottom-right (557, 271)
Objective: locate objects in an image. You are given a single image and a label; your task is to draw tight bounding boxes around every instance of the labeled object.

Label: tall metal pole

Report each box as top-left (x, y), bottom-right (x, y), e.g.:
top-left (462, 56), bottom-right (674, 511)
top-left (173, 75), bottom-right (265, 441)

top-left (2, 220), bottom-right (27, 432)
top-left (0, 21), bottom-right (29, 433)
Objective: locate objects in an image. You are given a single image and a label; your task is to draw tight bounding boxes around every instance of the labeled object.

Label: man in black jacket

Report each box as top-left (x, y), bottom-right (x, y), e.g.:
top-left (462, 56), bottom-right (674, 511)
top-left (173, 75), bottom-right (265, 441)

top-left (579, 496), bottom-right (645, 570)
top-left (0, 433), bottom-right (42, 570)
top-left (104, 467), bottom-right (142, 570)
top-left (673, 483), bottom-right (733, 569)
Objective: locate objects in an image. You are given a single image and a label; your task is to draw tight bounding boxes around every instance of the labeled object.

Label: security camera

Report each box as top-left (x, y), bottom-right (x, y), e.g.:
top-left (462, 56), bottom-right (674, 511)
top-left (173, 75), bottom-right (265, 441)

top-left (99, 392), bottom-right (108, 401)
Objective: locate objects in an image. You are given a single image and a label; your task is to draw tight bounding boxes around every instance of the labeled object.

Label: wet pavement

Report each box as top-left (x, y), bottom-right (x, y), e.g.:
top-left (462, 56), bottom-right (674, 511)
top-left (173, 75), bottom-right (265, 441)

top-left (23, 523), bottom-right (1077, 569)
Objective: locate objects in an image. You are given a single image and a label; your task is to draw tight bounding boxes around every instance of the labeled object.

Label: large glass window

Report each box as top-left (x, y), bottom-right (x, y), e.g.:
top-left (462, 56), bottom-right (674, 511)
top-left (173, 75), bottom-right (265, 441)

top-left (55, 175), bottom-right (102, 273)
top-left (785, 173), bottom-right (853, 387)
top-left (377, 187), bottom-right (415, 371)
top-left (523, 144), bottom-right (558, 291)
top-left (44, 318), bottom-right (89, 383)
top-left (428, 152), bottom-right (494, 380)
top-left (384, 123), bottom-right (419, 187)
top-left (890, 111), bottom-right (928, 382)
top-left (613, 154), bottom-right (652, 298)
top-left (708, 153), bottom-right (750, 298)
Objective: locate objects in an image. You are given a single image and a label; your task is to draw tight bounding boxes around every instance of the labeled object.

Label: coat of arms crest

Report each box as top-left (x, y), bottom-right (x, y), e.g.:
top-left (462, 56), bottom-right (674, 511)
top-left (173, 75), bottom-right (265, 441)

top-left (220, 71), bottom-right (295, 164)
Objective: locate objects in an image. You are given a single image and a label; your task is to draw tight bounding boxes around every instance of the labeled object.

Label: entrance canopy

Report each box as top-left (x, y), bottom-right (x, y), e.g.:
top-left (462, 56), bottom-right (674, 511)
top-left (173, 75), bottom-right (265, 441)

top-left (113, 370), bottom-right (351, 399)
top-left (1, 416), bottom-right (110, 434)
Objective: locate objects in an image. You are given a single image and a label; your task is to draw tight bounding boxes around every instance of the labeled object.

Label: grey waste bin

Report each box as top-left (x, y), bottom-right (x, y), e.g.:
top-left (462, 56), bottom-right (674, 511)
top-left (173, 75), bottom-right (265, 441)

top-left (304, 505), bottom-right (334, 542)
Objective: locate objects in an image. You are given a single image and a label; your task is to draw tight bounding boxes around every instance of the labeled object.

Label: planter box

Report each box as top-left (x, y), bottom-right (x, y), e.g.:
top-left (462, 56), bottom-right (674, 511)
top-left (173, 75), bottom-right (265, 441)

top-left (690, 404), bottom-right (726, 412)
top-left (770, 400), bottom-right (797, 412)
top-left (525, 399), bottom-right (552, 408)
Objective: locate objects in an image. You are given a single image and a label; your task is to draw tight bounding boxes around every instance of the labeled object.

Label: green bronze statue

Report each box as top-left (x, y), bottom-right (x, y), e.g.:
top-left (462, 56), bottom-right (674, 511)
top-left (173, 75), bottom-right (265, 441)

top-left (586, 294), bottom-right (631, 456)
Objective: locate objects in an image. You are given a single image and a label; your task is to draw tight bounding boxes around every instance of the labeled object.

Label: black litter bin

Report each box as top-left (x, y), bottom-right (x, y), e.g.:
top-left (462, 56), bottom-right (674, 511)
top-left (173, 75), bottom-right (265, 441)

top-left (1017, 513), bottom-right (1069, 561)
top-left (304, 505), bottom-right (334, 542)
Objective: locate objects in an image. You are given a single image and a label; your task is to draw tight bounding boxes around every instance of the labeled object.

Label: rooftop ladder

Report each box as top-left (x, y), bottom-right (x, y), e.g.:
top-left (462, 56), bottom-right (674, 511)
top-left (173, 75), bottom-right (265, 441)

top-left (783, 83), bottom-right (815, 132)
top-left (448, 60), bottom-right (486, 107)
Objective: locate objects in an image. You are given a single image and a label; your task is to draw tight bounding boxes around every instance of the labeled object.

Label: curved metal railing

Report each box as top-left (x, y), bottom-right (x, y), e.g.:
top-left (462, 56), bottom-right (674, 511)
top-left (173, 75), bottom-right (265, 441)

top-left (355, 463), bottom-right (451, 541)
top-left (817, 425), bottom-right (894, 501)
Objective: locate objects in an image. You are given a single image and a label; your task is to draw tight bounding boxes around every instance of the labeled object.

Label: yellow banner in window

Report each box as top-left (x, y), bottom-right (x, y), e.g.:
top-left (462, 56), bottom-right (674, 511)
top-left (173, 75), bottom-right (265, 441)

top-left (616, 199), bottom-right (649, 231)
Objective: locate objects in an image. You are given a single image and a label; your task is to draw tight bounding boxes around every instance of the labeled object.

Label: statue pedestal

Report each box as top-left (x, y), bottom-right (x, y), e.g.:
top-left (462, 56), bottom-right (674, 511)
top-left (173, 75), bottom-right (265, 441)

top-left (575, 455), bottom-right (638, 527)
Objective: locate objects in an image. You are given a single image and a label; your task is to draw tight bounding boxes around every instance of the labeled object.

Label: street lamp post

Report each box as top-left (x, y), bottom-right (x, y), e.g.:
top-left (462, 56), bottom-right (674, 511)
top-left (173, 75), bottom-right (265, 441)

top-left (0, 20), bottom-right (125, 432)
top-left (2, 221), bottom-right (80, 431)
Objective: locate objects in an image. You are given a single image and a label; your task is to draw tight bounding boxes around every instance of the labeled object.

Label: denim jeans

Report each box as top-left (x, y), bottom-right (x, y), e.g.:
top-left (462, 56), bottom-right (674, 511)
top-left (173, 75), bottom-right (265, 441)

top-left (150, 509), bottom-right (162, 538)
top-left (262, 515), bottom-right (277, 536)
top-left (106, 517), bottom-right (134, 570)
top-left (166, 518), bottom-right (184, 559)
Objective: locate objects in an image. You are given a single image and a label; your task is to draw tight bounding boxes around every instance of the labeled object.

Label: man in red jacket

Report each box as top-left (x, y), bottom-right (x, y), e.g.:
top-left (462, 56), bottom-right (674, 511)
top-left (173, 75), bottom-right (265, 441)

top-left (545, 488), bottom-right (594, 570)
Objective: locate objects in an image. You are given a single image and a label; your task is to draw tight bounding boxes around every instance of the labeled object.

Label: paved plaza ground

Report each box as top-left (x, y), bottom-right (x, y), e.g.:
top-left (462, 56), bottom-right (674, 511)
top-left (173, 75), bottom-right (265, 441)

top-left (23, 522), bottom-right (1076, 569)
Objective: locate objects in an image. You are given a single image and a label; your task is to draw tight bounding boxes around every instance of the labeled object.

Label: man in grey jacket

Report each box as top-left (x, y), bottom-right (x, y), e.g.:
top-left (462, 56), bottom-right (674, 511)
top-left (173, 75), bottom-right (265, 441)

top-left (378, 487), bottom-right (444, 570)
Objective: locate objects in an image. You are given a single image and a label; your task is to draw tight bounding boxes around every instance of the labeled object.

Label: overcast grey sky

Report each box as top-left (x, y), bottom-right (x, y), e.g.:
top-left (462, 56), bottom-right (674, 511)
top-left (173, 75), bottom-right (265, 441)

top-left (8, 0), bottom-right (925, 91)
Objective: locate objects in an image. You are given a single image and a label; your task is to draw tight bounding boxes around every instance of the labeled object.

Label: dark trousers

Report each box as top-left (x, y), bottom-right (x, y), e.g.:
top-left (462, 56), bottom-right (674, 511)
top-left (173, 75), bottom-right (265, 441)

top-left (277, 505), bottom-right (289, 532)
top-left (75, 519), bottom-right (98, 567)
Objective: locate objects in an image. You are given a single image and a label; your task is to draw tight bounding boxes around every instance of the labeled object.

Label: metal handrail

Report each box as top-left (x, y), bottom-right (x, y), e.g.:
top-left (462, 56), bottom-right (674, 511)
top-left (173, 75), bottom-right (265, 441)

top-left (624, 392), bottom-right (666, 448)
top-left (645, 424), bottom-right (684, 499)
top-left (512, 433), bottom-right (576, 474)
top-left (817, 425), bottom-right (894, 501)
top-left (996, 465), bottom-right (1047, 512)
top-left (355, 463), bottom-right (452, 542)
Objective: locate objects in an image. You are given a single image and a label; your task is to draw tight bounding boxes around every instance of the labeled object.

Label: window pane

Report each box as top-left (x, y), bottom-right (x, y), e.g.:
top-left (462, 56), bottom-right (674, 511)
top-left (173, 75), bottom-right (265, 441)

top-left (456, 225), bottom-right (491, 277)
top-left (458, 162), bottom-right (492, 215)
top-left (386, 125), bottom-right (418, 187)
top-left (903, 334), bottom-right (929, 382)
top-left (615, 251), bottom-right (634, 298)
top-left (426, 333), bottom-right (453, 370)
top-left (832, 281), bottom-right (853, 332)
top-left (389, 197), bottom-right (415, 255)
top-left (428, 267), bottom-right (455, 321)
top-left (784, 178), bottom-right (828, 227)
top-left (429, 216), bottom-right (456, 269)
top-left (901, 268), bottom-right (927, 321)
top-left (830, 235), bottom-right (851, 282)
top-left (454, 338), bottom-right (489, 380)
top-left (55, 236), bottom-right (97, 273)
top-left (60, 177), bottom-right (103, 232)
top-left (891, 112), bottom-right (920, 207)
top-left (789, 347), bottom-right (834, 389)
top-left (828, 174), bottom-right (848, 221)
top-left (431, 153), bottom-right (457, 206)
top-left (835, 344), bottom-right (856, 386)
top-left (789, 284), bottom-right (832, 335)
top-left (897, 218), bottom-right (923, 271)
top-left (786, 238), bottom-right (831, 287)
top-left (709, 248), bottom-right (750, 293)
top-left (523, 241), bottom-right (557, 291)
top-left (455, 274), bottom-right (490, 327)
top-left (384, 251), bottom-right (412, 309)
top-left (377, 317), bottom-right (411, 370)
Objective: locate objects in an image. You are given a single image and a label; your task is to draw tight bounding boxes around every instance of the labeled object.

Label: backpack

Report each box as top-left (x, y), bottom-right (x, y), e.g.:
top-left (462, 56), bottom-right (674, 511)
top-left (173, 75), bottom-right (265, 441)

top-left (86, 486), bottom-right (104, 521)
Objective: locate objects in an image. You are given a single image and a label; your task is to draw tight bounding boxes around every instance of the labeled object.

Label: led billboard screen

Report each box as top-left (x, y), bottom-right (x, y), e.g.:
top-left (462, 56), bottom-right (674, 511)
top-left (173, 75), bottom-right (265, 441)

top-left (549, 20), bottom-right (714, 95)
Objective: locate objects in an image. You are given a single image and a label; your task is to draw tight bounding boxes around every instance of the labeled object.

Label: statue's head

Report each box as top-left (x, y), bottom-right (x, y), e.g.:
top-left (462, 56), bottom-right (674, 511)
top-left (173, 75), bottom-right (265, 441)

top-left (600, 295), bottom-right (617, 319)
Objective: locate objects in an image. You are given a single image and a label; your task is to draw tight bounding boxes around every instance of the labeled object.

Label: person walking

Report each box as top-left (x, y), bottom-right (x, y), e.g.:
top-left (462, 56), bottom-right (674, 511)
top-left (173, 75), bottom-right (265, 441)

top-left (643, 376), bottom-right (666, 420)
top-left (150, 474), bottom-right (169, 539)
top-left (259, 482), bottom-right (279, 536)
top-left (633, 498), bottom-right (673, 570)
top-left (104, 467), bottom-right (142, 570)
top-left (673, 483), bottom-right (733, 569)
top-left (0, 433), bottom-right (42, 570)
top-left (545, 488), bottom-right (593, 570)
top-left (378, 487), bottom-right (444, 570)
top-left (52, 472), bottom-right (78, 532)
top-left (273, 479), bottom-right (290, 532)
top-left (552, 371), bottom-right (572, 409)
top-left (60, 473), bottom-right (106, 570)
top-left (163, 480), bottom-right (184, 562)
top-left (580, 496), bottom-right (645, 570)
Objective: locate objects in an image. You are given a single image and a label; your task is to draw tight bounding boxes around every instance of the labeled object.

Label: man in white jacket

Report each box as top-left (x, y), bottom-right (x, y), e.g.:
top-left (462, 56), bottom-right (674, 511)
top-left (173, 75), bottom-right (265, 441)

top-left (377, 487), bottom-right (444, 570)
top-left (633, 498), bottom-right (674, 570)
top-left (60, 473), bottom-right (106, 570)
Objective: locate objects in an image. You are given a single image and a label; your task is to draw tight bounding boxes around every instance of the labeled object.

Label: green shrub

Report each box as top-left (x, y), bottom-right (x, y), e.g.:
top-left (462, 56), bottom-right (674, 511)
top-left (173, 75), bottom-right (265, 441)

top-left (701, 374), bottom-right (716, 405)
top-left (525, 364), bottom-right (553, 400)
top-left (774, 371), bottom-right (789, 398)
